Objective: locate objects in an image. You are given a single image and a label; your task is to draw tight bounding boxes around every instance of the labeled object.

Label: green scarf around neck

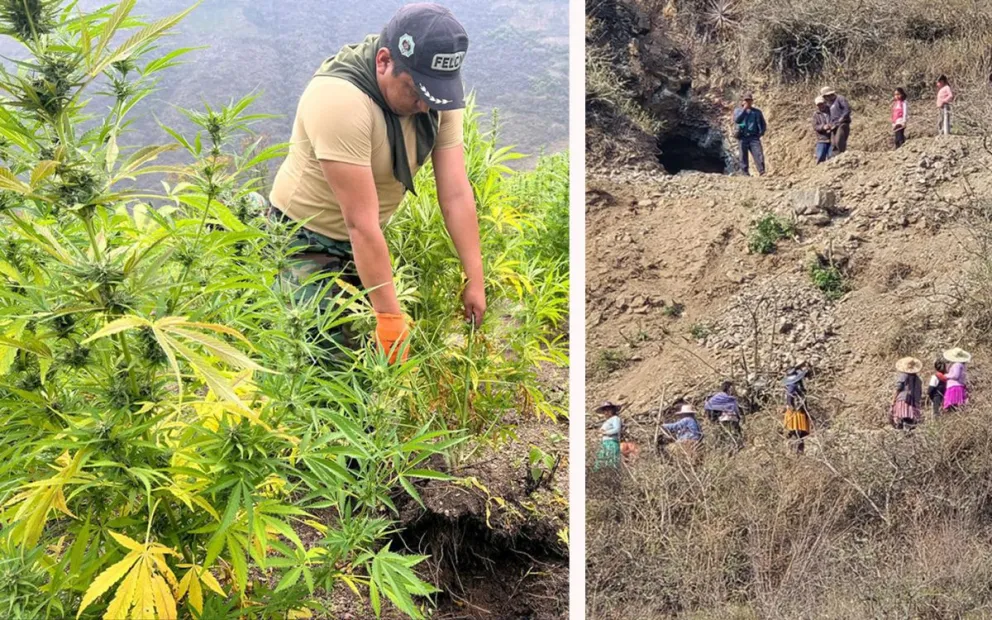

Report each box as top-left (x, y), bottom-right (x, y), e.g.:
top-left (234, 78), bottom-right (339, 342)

top-left (314, 34), bottom-right (438, 195)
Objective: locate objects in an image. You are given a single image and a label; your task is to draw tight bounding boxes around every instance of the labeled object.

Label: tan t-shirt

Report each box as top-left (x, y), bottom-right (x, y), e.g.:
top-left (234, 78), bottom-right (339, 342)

top-left (270, 76), bottom-right (464, 240)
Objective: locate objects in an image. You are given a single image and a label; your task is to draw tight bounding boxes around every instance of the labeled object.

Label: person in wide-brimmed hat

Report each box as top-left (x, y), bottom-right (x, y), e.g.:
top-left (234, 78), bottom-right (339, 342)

top-left (942, 347), bottom-right (971, 411)
top-left (820, 86), bottom-right (852, 154)
top-left (782, 364), bottom-right (812, 454)
top-left (593, 401), bottom-right (623, 471)
top-left (891, 357), bottom-right (923, 429)
top-left (660, 403), bottom-right (703, 462)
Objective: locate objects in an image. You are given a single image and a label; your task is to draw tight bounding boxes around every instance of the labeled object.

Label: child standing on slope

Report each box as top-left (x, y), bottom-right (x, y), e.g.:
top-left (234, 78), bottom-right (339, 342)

top-left (927, 358), bottom-right (947, 418)
top-left (892, 88), bottom-right (908, 148)
top-left (937, 75), bottom-right (954, 135)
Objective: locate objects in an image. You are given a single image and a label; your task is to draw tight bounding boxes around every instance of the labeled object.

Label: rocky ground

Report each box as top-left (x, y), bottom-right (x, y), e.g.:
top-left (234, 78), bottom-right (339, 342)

top-left (587, 135), bottom-right (991, 439)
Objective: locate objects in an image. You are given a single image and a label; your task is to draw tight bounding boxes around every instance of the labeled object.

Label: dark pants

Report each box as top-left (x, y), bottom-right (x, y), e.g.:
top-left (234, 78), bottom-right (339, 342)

top-left (739, 137), bottom-right (765, 175)
top-left (831, 123), bottom-right (850, 153)
top-left (894, 127), bottom-right (906, 149)
top-left (894, 418), bottom-right (918, 431)
top-left (939, 105), bottom-right (952, 135)
top-left (815, 142), bottom-right (831, 163)
top-left (787, 430), bottom-right (808, 454)
top-left (267, 205), bottom-right (363, 352)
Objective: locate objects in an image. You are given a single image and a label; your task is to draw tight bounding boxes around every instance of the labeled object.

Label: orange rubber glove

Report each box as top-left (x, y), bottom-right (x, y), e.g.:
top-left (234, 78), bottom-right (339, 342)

top-left (375, 312), bottom-right (411, 364)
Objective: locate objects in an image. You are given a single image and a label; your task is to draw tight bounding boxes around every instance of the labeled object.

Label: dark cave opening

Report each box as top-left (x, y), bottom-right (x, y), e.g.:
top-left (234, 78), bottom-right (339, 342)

top-left (657, 133), bottom-right (729, 174)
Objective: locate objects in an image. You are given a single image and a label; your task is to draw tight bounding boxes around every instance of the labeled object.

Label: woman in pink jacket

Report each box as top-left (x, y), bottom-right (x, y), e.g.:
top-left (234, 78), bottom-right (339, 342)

top-left (942, 347), bottom-right (971, 411)
top-left (937, 75), bottom-right (954, 135)
top-left (892, 87), bottom-right (908, 149)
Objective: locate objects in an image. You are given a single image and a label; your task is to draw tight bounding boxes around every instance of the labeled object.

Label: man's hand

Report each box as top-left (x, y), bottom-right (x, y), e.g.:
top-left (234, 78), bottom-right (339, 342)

top-left (463, 281), bottom-right (486, 326)
top-left (375, 312), bottom-right (410, 363)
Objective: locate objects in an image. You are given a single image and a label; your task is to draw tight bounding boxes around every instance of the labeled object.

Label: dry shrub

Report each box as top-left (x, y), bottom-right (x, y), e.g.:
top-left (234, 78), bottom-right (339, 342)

top-left (587, 412), bottom-right (992, 618)
top-left (739, 0), bottom-right (992, 90)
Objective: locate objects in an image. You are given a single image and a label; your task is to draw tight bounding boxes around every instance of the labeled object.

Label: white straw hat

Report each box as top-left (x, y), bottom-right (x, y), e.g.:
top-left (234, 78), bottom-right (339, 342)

top-left (895, 357), bottom-right (923, 373)
top-left (943, 347), bottom-right (972, 363)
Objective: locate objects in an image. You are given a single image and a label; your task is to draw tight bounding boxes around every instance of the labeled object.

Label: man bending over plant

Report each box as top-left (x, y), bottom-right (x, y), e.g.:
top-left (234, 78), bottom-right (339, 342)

top-left (268, 3), bottom-right (485, 363)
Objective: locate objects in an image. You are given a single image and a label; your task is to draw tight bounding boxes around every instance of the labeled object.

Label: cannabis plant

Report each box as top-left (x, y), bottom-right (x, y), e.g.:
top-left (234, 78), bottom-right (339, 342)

top-left (0, 1), bottom-right (567, 618)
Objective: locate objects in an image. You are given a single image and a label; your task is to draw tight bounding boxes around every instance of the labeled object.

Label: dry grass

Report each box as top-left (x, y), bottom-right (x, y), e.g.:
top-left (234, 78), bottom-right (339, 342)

top-left (587, 410), bottom-right (992, 618)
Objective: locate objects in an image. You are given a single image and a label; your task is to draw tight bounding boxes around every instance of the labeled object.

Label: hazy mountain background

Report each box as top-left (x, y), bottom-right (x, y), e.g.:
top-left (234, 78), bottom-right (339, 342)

top-left (3, 0), bottom-right (568, 164)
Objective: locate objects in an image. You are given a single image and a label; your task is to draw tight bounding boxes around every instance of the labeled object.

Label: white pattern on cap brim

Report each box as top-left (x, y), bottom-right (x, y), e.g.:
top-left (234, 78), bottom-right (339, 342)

top-left (418, 82), bottom-right (452, 106)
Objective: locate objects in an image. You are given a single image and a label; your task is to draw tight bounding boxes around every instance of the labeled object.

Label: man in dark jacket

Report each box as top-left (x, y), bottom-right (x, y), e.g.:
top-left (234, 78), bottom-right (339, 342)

top-left (812, 95), bottom-right (832, 163)
top-left (821, 86), bottom-right (851, 153)
top-left (732, 93), bottom-right (767, 176)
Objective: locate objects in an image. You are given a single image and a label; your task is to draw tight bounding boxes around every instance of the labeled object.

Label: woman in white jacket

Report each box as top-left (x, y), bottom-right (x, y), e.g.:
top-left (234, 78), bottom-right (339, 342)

top-left (593, 401), bottom-right (623, 471)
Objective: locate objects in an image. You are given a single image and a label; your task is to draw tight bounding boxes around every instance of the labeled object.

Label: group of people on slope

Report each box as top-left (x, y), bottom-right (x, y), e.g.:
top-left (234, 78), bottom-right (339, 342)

top-left (592, 346), bottom-right (974, 469)
top-left (890, 347), bottom-right (971, 430)
top-left (591, 365), bottom-right (813, 470)
top-left (697, 366), bottom-right (812, 455)
top-left (733, 76), bottom-right (955, 175)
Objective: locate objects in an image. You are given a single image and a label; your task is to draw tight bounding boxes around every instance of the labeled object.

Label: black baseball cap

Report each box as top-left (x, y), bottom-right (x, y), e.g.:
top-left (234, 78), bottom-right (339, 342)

top-left (382, 3), bottom-right (469, 111)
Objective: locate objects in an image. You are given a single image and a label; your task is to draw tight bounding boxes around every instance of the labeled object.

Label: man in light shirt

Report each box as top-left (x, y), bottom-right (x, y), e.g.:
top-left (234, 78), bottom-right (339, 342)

top-left (268, 3), bottom-right (486, 363)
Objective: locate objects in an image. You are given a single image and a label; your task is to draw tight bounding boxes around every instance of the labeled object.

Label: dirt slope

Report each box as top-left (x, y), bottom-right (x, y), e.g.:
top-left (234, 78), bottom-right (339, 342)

top-left (587, 135), bottom-right (991, 432)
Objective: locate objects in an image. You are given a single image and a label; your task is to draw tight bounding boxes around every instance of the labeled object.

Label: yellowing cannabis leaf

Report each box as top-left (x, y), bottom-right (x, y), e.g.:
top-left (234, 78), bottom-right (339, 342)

top-left (76, 531), bottom-right (180, 620)
top-left (175, 563), bottom-right (225, 616)
top-left (3, 451), bottom-right (89, 548)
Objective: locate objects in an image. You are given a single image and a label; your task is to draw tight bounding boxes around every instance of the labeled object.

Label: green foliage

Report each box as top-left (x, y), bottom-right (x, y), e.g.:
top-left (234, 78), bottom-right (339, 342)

top-left (595, 349), bottom-right (630, 375)
top-left (690, 323), bottom-right (711, 339)
top-left (809, 260), bottom-right (848, 300)
top-left (0, 2), bottom-right (567, 619)
top-left (747, 212), bottom-right (795, 255)
top-left (528, 445), bottom-right (557, 484)
top-left (387, 103), bottom-right (569, 433)
top-left (663, 302), bottom-right (685, 318)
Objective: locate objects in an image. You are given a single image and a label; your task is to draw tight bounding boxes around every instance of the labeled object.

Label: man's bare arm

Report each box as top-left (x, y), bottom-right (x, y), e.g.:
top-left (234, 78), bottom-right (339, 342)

top-left (320, 160), bottom-right (401, 314)
top-left (432, 144), bottom-right (486, 324)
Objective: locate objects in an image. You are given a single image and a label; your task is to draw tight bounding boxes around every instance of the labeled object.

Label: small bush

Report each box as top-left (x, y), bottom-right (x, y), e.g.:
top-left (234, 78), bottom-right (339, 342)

top-left (810, 260), bottom-right (848, 300)
top-left (904, 14), bottom-right (957, 42)
top-left (596, 349), bottom-right (631, 374)
top-left (748, 213), bottom-right (795, 254)
top-left (690, 323), bottom-right (711, 339)
top-left (663, 302), bottom-right (685, 318)
top-left (765, 21), bottom-right (845, 81)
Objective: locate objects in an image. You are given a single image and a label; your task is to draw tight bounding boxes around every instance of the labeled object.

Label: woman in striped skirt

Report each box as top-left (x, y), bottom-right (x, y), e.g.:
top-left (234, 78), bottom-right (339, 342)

top-left (891, 357), bottom-right (923, 430)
